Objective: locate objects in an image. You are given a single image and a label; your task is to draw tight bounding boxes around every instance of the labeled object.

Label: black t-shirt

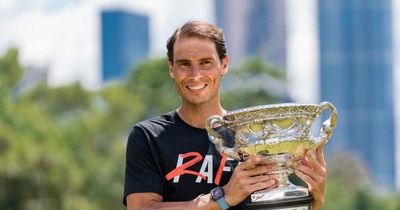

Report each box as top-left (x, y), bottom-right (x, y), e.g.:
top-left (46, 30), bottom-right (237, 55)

top-left (123, 111), bottom-right (249, 209)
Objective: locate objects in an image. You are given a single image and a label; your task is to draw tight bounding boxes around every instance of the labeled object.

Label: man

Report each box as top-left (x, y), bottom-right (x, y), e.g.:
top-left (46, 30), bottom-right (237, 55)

top-left (124, 20), bottom-right (326, 210)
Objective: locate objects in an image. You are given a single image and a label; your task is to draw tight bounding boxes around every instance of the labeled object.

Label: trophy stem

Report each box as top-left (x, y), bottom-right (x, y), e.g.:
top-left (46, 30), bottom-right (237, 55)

top-left (277, 162), bottom-right (290, 188)
top-left (267, 153), bottom-right (292, 188)
top-left (251, 153), bottom-right (309, 204)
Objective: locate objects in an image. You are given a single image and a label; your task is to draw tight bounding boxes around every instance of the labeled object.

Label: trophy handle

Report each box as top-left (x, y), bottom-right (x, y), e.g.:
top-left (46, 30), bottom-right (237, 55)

top-left (205, 115), bottom-right (241, 160)
top-left (313, 102), bottom-right (337, 148)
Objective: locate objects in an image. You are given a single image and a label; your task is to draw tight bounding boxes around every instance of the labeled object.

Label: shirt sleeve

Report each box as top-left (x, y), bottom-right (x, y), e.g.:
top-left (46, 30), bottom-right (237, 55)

top-left (123, 124), bottom-right (165, 205)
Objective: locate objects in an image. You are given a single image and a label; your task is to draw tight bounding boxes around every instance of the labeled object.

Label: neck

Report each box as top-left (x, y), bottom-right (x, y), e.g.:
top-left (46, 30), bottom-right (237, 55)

top-left (177, 101), bottom-right (226, 129)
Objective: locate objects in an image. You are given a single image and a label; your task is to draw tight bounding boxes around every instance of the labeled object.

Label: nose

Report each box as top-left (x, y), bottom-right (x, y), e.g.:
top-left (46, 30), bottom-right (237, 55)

top-left (188, 65), bottom-right (201, 76)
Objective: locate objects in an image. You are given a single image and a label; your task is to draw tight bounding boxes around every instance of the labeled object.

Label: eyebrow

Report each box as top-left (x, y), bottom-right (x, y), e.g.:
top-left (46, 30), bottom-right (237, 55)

top-left (174, 59), bottom-right (191, 64)
top-left (199, 57), bottom-right (214, 61)
top-left (174, 57), bottom-right (215, 65)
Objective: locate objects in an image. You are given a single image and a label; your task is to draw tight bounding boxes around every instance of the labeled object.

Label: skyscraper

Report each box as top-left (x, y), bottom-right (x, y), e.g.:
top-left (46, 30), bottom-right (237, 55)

top-left (215, 0), bottom-right (286, 69)
top-left (101, 10), bottom-right (149, 81)
top-left (318, 0), bottom-right (395, 190)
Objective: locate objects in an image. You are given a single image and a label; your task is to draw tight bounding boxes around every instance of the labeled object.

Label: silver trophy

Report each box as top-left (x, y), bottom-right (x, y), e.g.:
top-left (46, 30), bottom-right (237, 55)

top-left (205, 102), bottom-right (337, 210)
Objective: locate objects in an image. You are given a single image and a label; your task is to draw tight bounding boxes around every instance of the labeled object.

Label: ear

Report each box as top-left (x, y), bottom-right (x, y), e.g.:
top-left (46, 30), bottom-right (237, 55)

top-left (220, 56), bottom-right (229, 76)
top-left (168, 60), bottom-right (175, 79)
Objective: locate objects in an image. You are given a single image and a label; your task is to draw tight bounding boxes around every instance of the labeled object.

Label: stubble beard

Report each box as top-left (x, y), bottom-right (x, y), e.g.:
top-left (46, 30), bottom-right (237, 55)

top-left (179, 88), bottom-right (220, 108)
top-left (176, 77), bottom-right (222, 108)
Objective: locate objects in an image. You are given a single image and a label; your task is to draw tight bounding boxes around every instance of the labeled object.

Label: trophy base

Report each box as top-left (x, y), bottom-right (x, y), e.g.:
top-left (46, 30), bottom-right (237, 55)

top-left (251, 185), bottom-right (309, 202)
top-left (246, 196), bottom-right (314, 210)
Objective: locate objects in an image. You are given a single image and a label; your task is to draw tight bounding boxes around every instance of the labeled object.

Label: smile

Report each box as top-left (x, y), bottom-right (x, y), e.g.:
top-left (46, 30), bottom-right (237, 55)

top-left (186, 84), bottom-right (208, 91)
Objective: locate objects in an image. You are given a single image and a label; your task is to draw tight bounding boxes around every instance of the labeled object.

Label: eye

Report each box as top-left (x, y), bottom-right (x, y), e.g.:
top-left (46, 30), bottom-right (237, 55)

top-left (178, 61), bottom-right (190, 67)
top-left (200, 60), bottom-right (211, 65)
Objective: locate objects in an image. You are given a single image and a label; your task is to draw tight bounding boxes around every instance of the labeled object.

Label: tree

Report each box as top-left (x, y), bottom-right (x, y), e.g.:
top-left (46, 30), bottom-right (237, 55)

top-left (0, 48), bottom-right (23, 97)
top-left (322, 151), bottom-right (372, 210)
top-left (21, 81), bottom-right (92, 120)
top-left (221, 56), bottom-right (287, 110)
top-left (125, 58), bottom-right (179, 119)
top-left (0, 48), bottom-right (144, 210)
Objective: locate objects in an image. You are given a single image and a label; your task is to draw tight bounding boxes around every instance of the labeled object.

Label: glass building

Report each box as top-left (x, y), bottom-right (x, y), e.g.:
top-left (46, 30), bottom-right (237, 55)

top-left (215, 0), bottom-right (286, 69)
top-left (318, 0), bottom-right (394, 190)
top-left (101, 10), bottom-right (149, 81)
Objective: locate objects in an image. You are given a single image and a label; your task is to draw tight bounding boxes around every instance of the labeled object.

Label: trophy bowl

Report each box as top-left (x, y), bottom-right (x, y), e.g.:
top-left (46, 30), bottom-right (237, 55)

top-left (205, 102), bottom-right (337, 209)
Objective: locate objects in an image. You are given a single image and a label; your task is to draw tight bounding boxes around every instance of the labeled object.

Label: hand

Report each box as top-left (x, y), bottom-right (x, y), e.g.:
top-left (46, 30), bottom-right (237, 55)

top-left (223, 156), bottom-right (279, 206)
top-left (293, 146), bottom-right (326, 210)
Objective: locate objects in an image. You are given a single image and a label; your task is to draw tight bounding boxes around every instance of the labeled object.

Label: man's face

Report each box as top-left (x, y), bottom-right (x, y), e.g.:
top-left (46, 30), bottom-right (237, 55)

top-left (168, 37), bottom-right (228, 106)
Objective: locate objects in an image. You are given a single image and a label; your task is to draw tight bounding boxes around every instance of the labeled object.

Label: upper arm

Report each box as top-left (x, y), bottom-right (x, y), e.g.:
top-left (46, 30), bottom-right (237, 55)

top-left (126, 192), bottom-right (163, 210)
top-left (124, 125), bottom-right (165, 205)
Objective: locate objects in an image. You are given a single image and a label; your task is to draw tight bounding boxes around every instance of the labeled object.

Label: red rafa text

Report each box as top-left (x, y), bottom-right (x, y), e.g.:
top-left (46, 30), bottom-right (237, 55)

top-left (165, 152), bottom-right (233, 185)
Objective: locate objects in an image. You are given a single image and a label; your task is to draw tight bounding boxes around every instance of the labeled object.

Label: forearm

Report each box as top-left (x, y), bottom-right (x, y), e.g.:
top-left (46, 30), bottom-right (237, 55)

top-left (129, 194), bottom-right (221, 210)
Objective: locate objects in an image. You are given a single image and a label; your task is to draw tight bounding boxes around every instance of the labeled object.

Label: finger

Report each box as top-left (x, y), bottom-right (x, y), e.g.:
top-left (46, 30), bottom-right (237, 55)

top-left (294, 161), bottom-right (324, 180)
top-left (237, 161), bottom-right (251, 171)
top-left (246, 165), bottom-right (278, 177)
top-left (294, 169), bottom-right (317, 189)
top-left (259, 159), bottom-right (280, 168)
top-left (237, 161), bottom-right (249, 170)
top-left (238, 156), bottom-right (262, 170)
top-left (265, 180), bottom-right (279, 189)
top-left (304, 150), bottom-right (325, 175)
top-left (316, 146), bottom-right (326, 167)
top-left (293, 162), bottom-right (313, 176)
top-left (249, 180), bottom-right (276, 192)
top-left (301, 149), bottom-right (311, 167)
top-left (295, 161), bottom-right (325, 185)
top-left (259, 157), bottom-right (278, 165)
top-left (294, 169), bottom-right (324, 199)
top-left (246, 173), bottom-right (279, 185)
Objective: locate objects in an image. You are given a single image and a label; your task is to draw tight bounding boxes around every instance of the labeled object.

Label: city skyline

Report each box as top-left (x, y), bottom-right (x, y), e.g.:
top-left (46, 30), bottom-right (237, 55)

top-left (0, 0), bottom-right (214, 89)
top-left (0, 0), bottom-right (399, 191)
top-left (319, 0), bottom-right (395, 191)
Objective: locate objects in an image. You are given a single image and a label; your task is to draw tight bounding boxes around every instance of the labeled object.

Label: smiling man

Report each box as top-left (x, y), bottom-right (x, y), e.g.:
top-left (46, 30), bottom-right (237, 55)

top-left (123, 20), bottom-right (327, 210)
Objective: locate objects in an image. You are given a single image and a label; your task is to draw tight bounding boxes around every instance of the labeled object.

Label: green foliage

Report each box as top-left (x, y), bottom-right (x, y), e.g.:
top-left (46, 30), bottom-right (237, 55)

top-left (321, 151), bottom-right (400, 210)
top-left (125, 57), bottom-right (179, 119)
top-left (0, 48), bottom-right (144, 210)
top-left (0, 48), bottom-right (23, 96)
top-left (1, 49), bottom-right (399, 210)
top-left (222, 88), bottom-right (281, 110)
top-left (221, 56), bottom-right (286, 110)
top-left (21, 81), bottom-right (92, 119)
top-left (230, 56), bottom-right (285, 80)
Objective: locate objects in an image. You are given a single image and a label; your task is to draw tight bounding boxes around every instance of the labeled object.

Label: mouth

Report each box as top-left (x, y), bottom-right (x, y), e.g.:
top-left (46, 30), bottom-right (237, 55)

top-left (186, 84), bottom-right (208, 91)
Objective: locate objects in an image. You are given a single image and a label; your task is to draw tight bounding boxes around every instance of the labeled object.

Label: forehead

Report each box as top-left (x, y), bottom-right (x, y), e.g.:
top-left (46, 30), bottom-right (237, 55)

top-left (173, 37), bottom-right (218, 60)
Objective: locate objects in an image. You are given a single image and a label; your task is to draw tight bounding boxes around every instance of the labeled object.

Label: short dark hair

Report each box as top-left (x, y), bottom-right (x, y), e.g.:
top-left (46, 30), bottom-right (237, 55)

top-left (166, 20), bottom-right (227, 63)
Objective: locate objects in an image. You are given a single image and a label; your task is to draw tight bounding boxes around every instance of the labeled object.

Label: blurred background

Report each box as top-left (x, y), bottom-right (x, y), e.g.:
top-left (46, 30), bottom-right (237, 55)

top-left (0, 0), bottom-right (399, 209)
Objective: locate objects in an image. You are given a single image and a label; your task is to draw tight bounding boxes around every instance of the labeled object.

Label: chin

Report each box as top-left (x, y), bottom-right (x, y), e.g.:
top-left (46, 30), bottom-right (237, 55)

top-left (186, 99), bottom-right (208, 106)
top-left (180, 92), bottom-right (218, 106)
top-left (184, 97), bottom-right (210, 106)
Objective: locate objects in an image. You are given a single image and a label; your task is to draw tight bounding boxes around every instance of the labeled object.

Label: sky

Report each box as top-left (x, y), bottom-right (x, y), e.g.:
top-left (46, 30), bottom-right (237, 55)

top-left (0, 0), bottom-right (214, 89)
top-left (0, 0), bottom-right (398, 108)
top-left (0, 0), bottom-right (320, 102)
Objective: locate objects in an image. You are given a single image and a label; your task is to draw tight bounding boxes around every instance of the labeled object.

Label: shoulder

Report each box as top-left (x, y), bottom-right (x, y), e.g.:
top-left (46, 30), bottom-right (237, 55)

top-left (128, 111), bottom-right (177, 138)
top-left (135, 111), bottom-right (176, 130)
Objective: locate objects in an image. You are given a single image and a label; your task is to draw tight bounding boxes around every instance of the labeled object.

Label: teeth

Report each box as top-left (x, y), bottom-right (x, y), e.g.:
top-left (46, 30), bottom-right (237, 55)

top-left (187, 84), bottom-right (206, 90)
